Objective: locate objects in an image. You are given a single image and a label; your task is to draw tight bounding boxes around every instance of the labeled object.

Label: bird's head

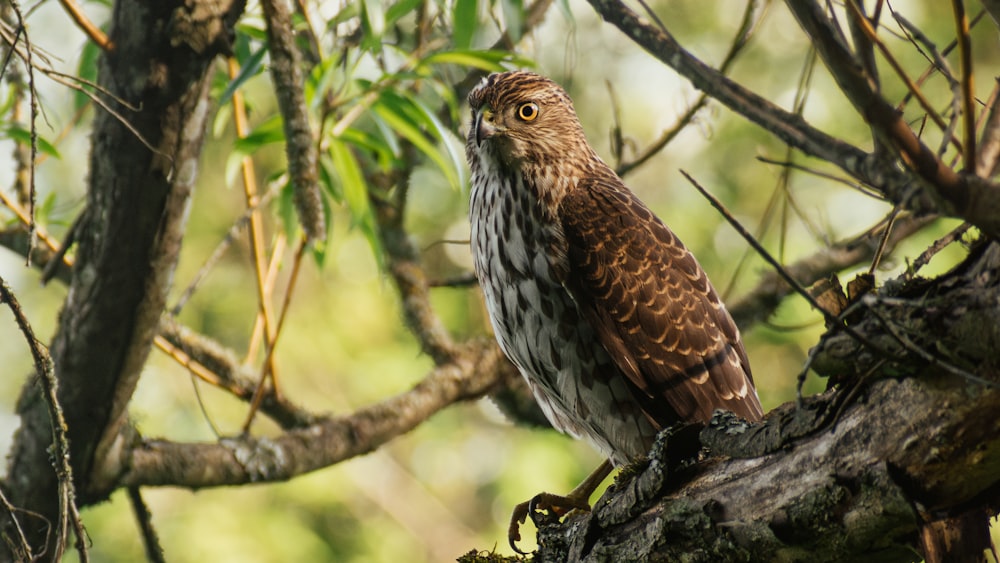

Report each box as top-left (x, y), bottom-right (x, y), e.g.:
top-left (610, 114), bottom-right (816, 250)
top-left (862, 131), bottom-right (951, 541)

top-left (467, 71), bottom-right (591, 170)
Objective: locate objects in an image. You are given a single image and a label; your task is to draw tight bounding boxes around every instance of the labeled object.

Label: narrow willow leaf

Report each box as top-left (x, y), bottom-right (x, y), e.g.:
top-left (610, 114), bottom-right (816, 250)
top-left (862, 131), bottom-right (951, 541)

top-left (2, 125), bottom-right (61, 158)
top-left (452, 0), bottom-right (477, 50)
top-left (218, 46), bottom-right (267, 107)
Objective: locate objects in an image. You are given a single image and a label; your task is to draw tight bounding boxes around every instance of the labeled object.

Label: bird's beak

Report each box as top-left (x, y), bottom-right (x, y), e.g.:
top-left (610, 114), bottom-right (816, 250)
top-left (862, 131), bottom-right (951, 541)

top-left (474, 108), bottom-right (496, 146)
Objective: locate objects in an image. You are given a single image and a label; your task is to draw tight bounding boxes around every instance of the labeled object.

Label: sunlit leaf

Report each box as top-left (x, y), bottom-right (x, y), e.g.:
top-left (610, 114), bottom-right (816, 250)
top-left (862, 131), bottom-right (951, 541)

top-left (406, 96), bottom-right (466, 189)
top-left (2, 125), bottom-right (62, 158)
top-left (218, 46), bottom-right (267, 107)
top-left (373, 91), bottom-right (459, 189)
top-left (386, 0), bottom-right (422, 27)
top-left (360, 0), bottom-right (385, 54)
top-left (418, 49), bottom-right (534, 72)
top-left (232, 115), bottom-right (285, 154)
top-left (225, 116), bottom-right (285, 186)
top-left (328, 137), bottom-right (382, 264)
top-left (452, 0), bottom-right (477, 50)
top-left (235, 21), bottom-right (269, 42)
top-left (325, 2), bottom-right (359, 29)
top-left (305, 53), bottom-right (342, 108)
top-left (74, 39), bottom-right (102, 112)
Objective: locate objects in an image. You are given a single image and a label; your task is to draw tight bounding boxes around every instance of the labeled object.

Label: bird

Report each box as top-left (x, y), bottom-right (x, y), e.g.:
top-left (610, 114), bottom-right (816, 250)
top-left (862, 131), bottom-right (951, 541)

top-left (466, 71), bottom-right (763, 552)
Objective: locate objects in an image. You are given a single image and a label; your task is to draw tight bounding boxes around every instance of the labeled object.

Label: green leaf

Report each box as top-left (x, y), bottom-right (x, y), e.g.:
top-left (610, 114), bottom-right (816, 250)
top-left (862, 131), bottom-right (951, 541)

top-left (452, 0), bottom-right (477, 50)
top-left (305, 52), bottom-right (341, 108)
top-left (386, 0), bottom-right (422, 27)
top-left (226, 116), bottom-right (285, 186)
top-left (232, 115), bottom-right (286, 155)
top-left (360, 0), bottom-right (385, 54)
top-left (418, 49), bottom-right (534, 72)
top-left (328, 138), bottom-right (382, 264)
top-left (74, 39), bottom-right (102, 112)
top-left (2, 125), bottom-right (62, 158)
top-left (373, 91), bottom-right (459, 189)
top-left (325, 3), bottom-right (359, 29)
top-left (218, 46), bottom-right (267, 107)
top-left (406, 96), bottom-right (466, 190)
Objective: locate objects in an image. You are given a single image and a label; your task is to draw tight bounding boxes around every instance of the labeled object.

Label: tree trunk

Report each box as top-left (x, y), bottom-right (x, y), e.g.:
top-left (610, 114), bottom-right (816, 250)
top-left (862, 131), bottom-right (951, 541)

top-left (2, 1), bottom-right (243, 559)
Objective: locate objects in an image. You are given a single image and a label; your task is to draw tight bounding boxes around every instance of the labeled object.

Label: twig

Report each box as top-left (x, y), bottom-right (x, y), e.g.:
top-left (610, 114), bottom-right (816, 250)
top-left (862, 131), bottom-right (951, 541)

top-left (843, 0), bottom-right (958, 149)
top-left (951, 0), bottom-right (976, 171)
top-left (728, 212), bottom-right (932, 330)
top-left (170, 184), bottom-right (279, 316)
top-left (977, 78), bottom-right (1000, 178)
top-left (127, 487), bottom-right (165, 563)
top-left (755, 156), bottom-right (884, 199)
top-left (227, 57), bottom-right (283, 398)
top-left (0, 276), bottom-right (88, 561)
top-left (58, 0), bottom-right (112, 50)
top-left (905, 222), bottom-right (972, 278)
top-left (680, 171), bottom-right (928, 397)
top-left (260, 0), bottom-right (325, 243)
top-left (0, 487), bottom-right (33, 561)
top-left (890, 11), bottom-right (961, 160)
top-left (616, 0), bottom-right (765, 177)
top-left (242, 236), bottom-right (310, 432)
top-left (122, 341), bottom-right (510, 489)
top-left (4, 2), bottom-right (38, 266)
top-left (868, 207), bottom-right (897, 276)
top-left (863, 294), bottom-right (998, 388)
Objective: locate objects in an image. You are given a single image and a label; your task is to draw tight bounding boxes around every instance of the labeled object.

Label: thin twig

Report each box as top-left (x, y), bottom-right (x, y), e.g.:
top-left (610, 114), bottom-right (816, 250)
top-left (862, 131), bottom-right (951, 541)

top-left (5, 3), bottom-right (38, 266)
top-left (242, 236), bottom-right (310, 432)
top-left (863, 294), bottom-right (998, 388)
top-left (127, 487), bottom-right (165, 563)
top-left (227, 57), bottom-right (282, 398)
top-left (951, 0), bottom-right (976, 171)
top-left (57, 0), bottom-right (112, 50)
top-left (0, 276), bottom-right (88, 561)
top-left (844, 0), bottom-right (958, 150)
top-left (0, 487), bottom-right (33, 561)
top-left (169, 184), bottom-right (279, 316)
top-left (616, 0), bottom-right (765, 177)
top-left (905, 222), bottom-right (972, 278)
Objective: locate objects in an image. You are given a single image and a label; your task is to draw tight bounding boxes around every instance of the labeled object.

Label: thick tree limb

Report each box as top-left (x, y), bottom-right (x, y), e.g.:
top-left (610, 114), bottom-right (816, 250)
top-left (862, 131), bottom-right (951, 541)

top-left (533, 372), bottom-right (999, 562)
top-left (120, 341), bottom-right (514, 488)
top-left (513, 242), bottom-right (1000, 562)
top-left (3, 1), bottom-right (245, 557)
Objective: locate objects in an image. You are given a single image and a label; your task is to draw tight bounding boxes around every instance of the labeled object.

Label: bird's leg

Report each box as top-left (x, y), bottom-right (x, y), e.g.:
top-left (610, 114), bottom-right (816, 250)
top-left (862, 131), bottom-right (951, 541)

top-left (508, 459), bottom-right (614, 554)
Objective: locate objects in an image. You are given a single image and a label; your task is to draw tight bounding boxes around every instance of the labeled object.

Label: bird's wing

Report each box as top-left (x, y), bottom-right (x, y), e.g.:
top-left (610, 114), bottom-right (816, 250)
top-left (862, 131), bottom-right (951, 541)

top-left (556, 174), bottom-right (762, 426)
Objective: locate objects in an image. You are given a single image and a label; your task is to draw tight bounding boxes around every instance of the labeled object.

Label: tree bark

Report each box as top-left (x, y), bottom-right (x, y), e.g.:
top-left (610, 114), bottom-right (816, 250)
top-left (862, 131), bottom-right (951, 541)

top-left (519, 243), bottom-right (1000, 562)
top-left (2, 1), bottom-right (243, 559)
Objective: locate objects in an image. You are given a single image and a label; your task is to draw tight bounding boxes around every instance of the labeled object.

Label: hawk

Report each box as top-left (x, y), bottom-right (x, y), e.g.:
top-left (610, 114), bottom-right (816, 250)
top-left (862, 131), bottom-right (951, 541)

top-left (466, 71), bottom-right (763, 549)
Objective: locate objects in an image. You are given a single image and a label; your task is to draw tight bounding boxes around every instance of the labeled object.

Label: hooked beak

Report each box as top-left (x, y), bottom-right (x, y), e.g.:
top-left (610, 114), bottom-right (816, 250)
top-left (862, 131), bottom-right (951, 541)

top-left (474, 108), bottom-right (497, 146)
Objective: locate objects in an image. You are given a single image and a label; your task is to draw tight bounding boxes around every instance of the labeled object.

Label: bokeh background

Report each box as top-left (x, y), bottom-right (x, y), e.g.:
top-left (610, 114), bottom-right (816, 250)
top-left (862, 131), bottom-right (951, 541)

top-left (1, 0), bottom-right (996, 561)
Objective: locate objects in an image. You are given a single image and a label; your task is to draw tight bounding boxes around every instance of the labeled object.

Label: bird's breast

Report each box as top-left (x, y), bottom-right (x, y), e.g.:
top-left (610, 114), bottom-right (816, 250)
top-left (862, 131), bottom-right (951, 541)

top-left (468, 158), bottom-right (656, 465)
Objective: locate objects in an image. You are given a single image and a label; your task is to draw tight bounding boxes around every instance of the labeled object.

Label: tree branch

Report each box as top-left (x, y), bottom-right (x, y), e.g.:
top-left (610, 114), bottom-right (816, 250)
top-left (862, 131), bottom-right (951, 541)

top-left (535, 372), bottom-right (1000, 562)
top-left (4, 0), bottom-right (246, 556)
top-left (584, 0), bottom-right (1000, 236)
top-left (121, 341), bottom-right (513, 488)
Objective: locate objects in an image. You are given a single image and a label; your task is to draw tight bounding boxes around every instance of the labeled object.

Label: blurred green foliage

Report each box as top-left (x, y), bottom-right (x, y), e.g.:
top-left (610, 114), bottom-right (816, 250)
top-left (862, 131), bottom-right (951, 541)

top-left (1, 0), bottom-right (998, 561)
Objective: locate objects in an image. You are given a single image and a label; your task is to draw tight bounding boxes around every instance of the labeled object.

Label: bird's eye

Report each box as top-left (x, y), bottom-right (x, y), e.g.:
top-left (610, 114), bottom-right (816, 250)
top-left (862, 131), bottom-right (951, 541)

top-left (517, 102), bottom-right (539, 122)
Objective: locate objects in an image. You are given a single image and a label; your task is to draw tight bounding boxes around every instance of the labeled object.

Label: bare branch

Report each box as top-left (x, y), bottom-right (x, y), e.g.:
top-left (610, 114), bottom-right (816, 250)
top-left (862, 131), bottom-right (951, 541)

top-left (729, 214), bottom-right (934, 330)
top-left (261, 0), bottom-right (325, 243)
top-left (122, 342), bottom-right (510, 488)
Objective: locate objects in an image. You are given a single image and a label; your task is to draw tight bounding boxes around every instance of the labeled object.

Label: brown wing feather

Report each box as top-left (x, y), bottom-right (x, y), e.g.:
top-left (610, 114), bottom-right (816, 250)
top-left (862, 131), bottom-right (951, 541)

top-left (558, 174), bottom-right (763, 427)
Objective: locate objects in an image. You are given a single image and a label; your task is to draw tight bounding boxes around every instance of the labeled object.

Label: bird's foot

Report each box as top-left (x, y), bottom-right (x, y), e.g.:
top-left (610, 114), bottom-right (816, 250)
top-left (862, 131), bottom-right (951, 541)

top-left (508, 492), bottom-right (593, 555)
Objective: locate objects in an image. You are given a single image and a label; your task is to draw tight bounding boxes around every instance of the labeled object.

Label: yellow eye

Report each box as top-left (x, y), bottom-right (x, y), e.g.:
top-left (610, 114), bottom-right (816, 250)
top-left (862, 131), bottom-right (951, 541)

top-left (517, 102), bottom-right (539, 122)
